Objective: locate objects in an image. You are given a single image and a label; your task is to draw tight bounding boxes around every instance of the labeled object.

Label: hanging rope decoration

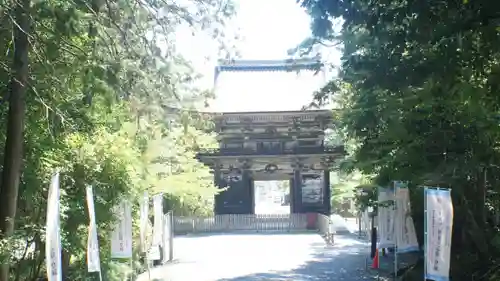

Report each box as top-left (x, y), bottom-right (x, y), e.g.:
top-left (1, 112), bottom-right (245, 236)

top-left (264, 164), bottom-right (278, 173)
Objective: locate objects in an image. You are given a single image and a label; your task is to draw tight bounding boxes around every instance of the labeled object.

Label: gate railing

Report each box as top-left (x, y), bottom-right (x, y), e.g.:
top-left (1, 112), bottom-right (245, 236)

top-left (173, 213), bottom-right (309, 234)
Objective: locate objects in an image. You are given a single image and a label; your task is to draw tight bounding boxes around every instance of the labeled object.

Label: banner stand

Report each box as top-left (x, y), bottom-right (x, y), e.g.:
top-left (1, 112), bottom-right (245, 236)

top-left (424, 187), bottom-right (427, 281)
top-left (424, 186), bottom-right (446, 281)
top-left (423, 186), bottom-right (453, 281)
top-left (393, 181), bottom-right (419, 280)
top-left (147, 258), bottom-right (152, 281)
top-left (393, 183), bottom-right (398, 281)
top-left (130, 258), bottom-right (134, 281)
top-left (110, 201), bottom-right (134, 281)
top-left (139, 191), bottom-right (150, 280)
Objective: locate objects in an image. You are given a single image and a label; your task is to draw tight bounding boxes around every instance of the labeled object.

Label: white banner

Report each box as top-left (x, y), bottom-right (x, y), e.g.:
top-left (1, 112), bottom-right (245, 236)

top-left (361, 210), bottom-right (371, 237)
top-left (377, 188), bottom-right (395, 247)
top-left (162, 213), bottom-right (172, 262)
top-left (149, 194), bottom-right (163, 260)
top-left (139, 191), bottom-right (149, 253)
top-left (110, 201), bottom-right (133, 258)
top-left (152, 194), bottom-right (163, 246)
top-left (425, 188), bottom-right (453, 281)
top-left (394, 183), bottom-right (419, 253)
top-left (46, 172), bottom-right (62, 281)
top-left (86, 185), bottom-right (101, 272)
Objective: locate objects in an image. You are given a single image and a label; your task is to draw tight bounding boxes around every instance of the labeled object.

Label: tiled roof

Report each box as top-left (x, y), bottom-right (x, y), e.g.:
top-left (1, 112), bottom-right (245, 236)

top-left (213, 58), bottom-right (323, 82)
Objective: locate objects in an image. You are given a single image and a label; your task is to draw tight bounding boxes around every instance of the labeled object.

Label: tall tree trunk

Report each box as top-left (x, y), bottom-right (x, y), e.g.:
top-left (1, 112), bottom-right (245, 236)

top-left (0, 0), bottom-right (31, 280)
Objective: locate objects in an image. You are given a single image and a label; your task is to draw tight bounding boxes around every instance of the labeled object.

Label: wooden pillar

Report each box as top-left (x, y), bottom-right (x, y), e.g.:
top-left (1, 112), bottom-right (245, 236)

top-left (292, 169), bottom-right (303, 213)
top-left (213, 169), bottom-right (223, 215)
top-left (242, 170), bottom-right (254, 214)
top-left (249, 176), bottom-right (255, 214)
top-left (214, 169), bottom-right (254, 215)
top-left (323, 170), bottom-right (331, 215)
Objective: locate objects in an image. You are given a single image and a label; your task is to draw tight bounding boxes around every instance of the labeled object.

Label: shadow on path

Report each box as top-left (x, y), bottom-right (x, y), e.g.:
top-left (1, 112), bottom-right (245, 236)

top-left (217, 237), bottom-right (380, 281)
top-left (140, 233), bottom-right (385, 281)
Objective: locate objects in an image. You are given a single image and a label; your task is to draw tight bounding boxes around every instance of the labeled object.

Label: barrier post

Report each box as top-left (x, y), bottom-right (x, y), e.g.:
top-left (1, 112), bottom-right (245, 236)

top-left (370, 212), bottom-right (377, 258)
top-left (424, 187), bottom-right (428, 281)
top-left (394, 183), bottom-right (398, 280)
top-left (168, 211), bottom-right (174, 262)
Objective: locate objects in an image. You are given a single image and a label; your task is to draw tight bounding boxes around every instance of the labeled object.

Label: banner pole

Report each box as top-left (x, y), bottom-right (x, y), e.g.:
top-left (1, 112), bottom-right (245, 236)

top-left (423, 187), bottom-right (428, 281)
top-left (393, 181), bottom-right (398, 280)
top-left (169, 211), bottom-right (174, 262)
top-left (130, 257), bottom-right (134, 281)
top-left (147, 256), bottom-right (152, 281)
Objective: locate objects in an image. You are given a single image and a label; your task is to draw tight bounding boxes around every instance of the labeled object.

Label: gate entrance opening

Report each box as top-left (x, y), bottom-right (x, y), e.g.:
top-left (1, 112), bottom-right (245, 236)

top-left (254, 180), bottom-right (290, 214)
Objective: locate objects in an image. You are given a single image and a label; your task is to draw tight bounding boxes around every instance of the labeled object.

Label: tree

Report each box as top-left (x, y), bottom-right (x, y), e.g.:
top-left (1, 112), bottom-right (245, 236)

top-left (296, 0), bottom-right (500, 279)
top-left (329, 172), bottom-right (361, 217)
top-left (0, 1), bottom-right (30, 280)
top-left (0, 0), bottom-right (236, 280)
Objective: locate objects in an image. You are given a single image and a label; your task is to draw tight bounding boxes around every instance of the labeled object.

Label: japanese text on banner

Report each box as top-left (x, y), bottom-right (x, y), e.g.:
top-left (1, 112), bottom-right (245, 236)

top-left (110, 201), bottom-right (133, 258)
top-left (86, 185), bottom-right (101, 272)
top-left (46, 173), bottom-right (62, 281)
top-left (425, 188), bottom-right (453, 281)
top-left (377, 188), bottom-right (395, 247)
top-left (394, 185), bottom-right (419, 253)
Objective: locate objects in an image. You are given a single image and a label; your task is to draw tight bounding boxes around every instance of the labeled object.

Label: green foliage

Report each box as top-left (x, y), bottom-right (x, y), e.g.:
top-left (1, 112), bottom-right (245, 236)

top-left (329, 171), bottom-right (357, 216)
top-left (297, 0), bottom-right (500, 279)
top-left (0, 0), bottom-right (236, 280)
top-left (352, 184), bottom-right (377, 213)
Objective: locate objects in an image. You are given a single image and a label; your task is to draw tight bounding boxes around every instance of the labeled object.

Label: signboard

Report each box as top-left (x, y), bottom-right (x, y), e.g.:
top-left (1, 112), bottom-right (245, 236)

top-left (394, 183), bottom-right (419, 253)
top-left (377, 188), bottom-right (395, 248)
top-left (147, 245), bottom-right (161, 261)
top-left (110, 201), bottom-right (133, 258)
top-left (301, 176), bottom-right (323, 204)
top-left (425, 188), bottom-right (453, 281)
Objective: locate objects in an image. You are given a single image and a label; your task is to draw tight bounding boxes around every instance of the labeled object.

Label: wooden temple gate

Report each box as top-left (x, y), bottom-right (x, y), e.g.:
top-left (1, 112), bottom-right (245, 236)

top-left (185, 59), bottom-right (346, 235)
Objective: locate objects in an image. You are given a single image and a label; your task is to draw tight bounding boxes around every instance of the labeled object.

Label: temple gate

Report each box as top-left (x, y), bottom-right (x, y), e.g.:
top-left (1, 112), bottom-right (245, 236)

top-left (197, 109), bottom-right (345, 215)
top-left (196, 58), bottom-right (346, 216)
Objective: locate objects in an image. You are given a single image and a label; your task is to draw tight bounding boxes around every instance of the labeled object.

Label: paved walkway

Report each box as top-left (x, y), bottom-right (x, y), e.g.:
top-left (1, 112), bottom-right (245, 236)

top-left (138, 233), bottom-right (381, 281)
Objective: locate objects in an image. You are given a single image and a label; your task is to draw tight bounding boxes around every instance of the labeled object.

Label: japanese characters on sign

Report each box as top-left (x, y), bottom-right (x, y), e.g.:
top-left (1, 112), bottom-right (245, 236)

top-left (425, 188), bottom-right (453, 281)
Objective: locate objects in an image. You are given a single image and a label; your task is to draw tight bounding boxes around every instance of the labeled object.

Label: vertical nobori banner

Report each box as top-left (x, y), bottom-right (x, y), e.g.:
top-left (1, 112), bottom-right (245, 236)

top-left (394, 182), bottom-right (419, 253)
top-left (111, 200), bottom-right (133, 258)
top-left (139, 191), bottom-right (149, 253)
top-left (377, 188), bottom-right (396, 248)
top-left (424, 188), bottom-right (453, 281)
top-left (361, 210), bottom-right (371, 237)
top-left (86, 185), bottom-right (101, 273)
top-left (148, 193), bottom-right (163, 261)
top-left (46, 172), bottom-right (62, 281)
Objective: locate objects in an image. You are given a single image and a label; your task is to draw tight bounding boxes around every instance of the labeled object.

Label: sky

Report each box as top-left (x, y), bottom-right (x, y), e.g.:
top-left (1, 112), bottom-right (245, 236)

top-left (175, 0), bottom-right (340, 113)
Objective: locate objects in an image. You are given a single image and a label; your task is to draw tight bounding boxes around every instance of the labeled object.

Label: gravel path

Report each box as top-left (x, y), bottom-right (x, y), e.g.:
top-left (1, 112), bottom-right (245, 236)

top-left (137, 233), bottom-right (381, 281)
